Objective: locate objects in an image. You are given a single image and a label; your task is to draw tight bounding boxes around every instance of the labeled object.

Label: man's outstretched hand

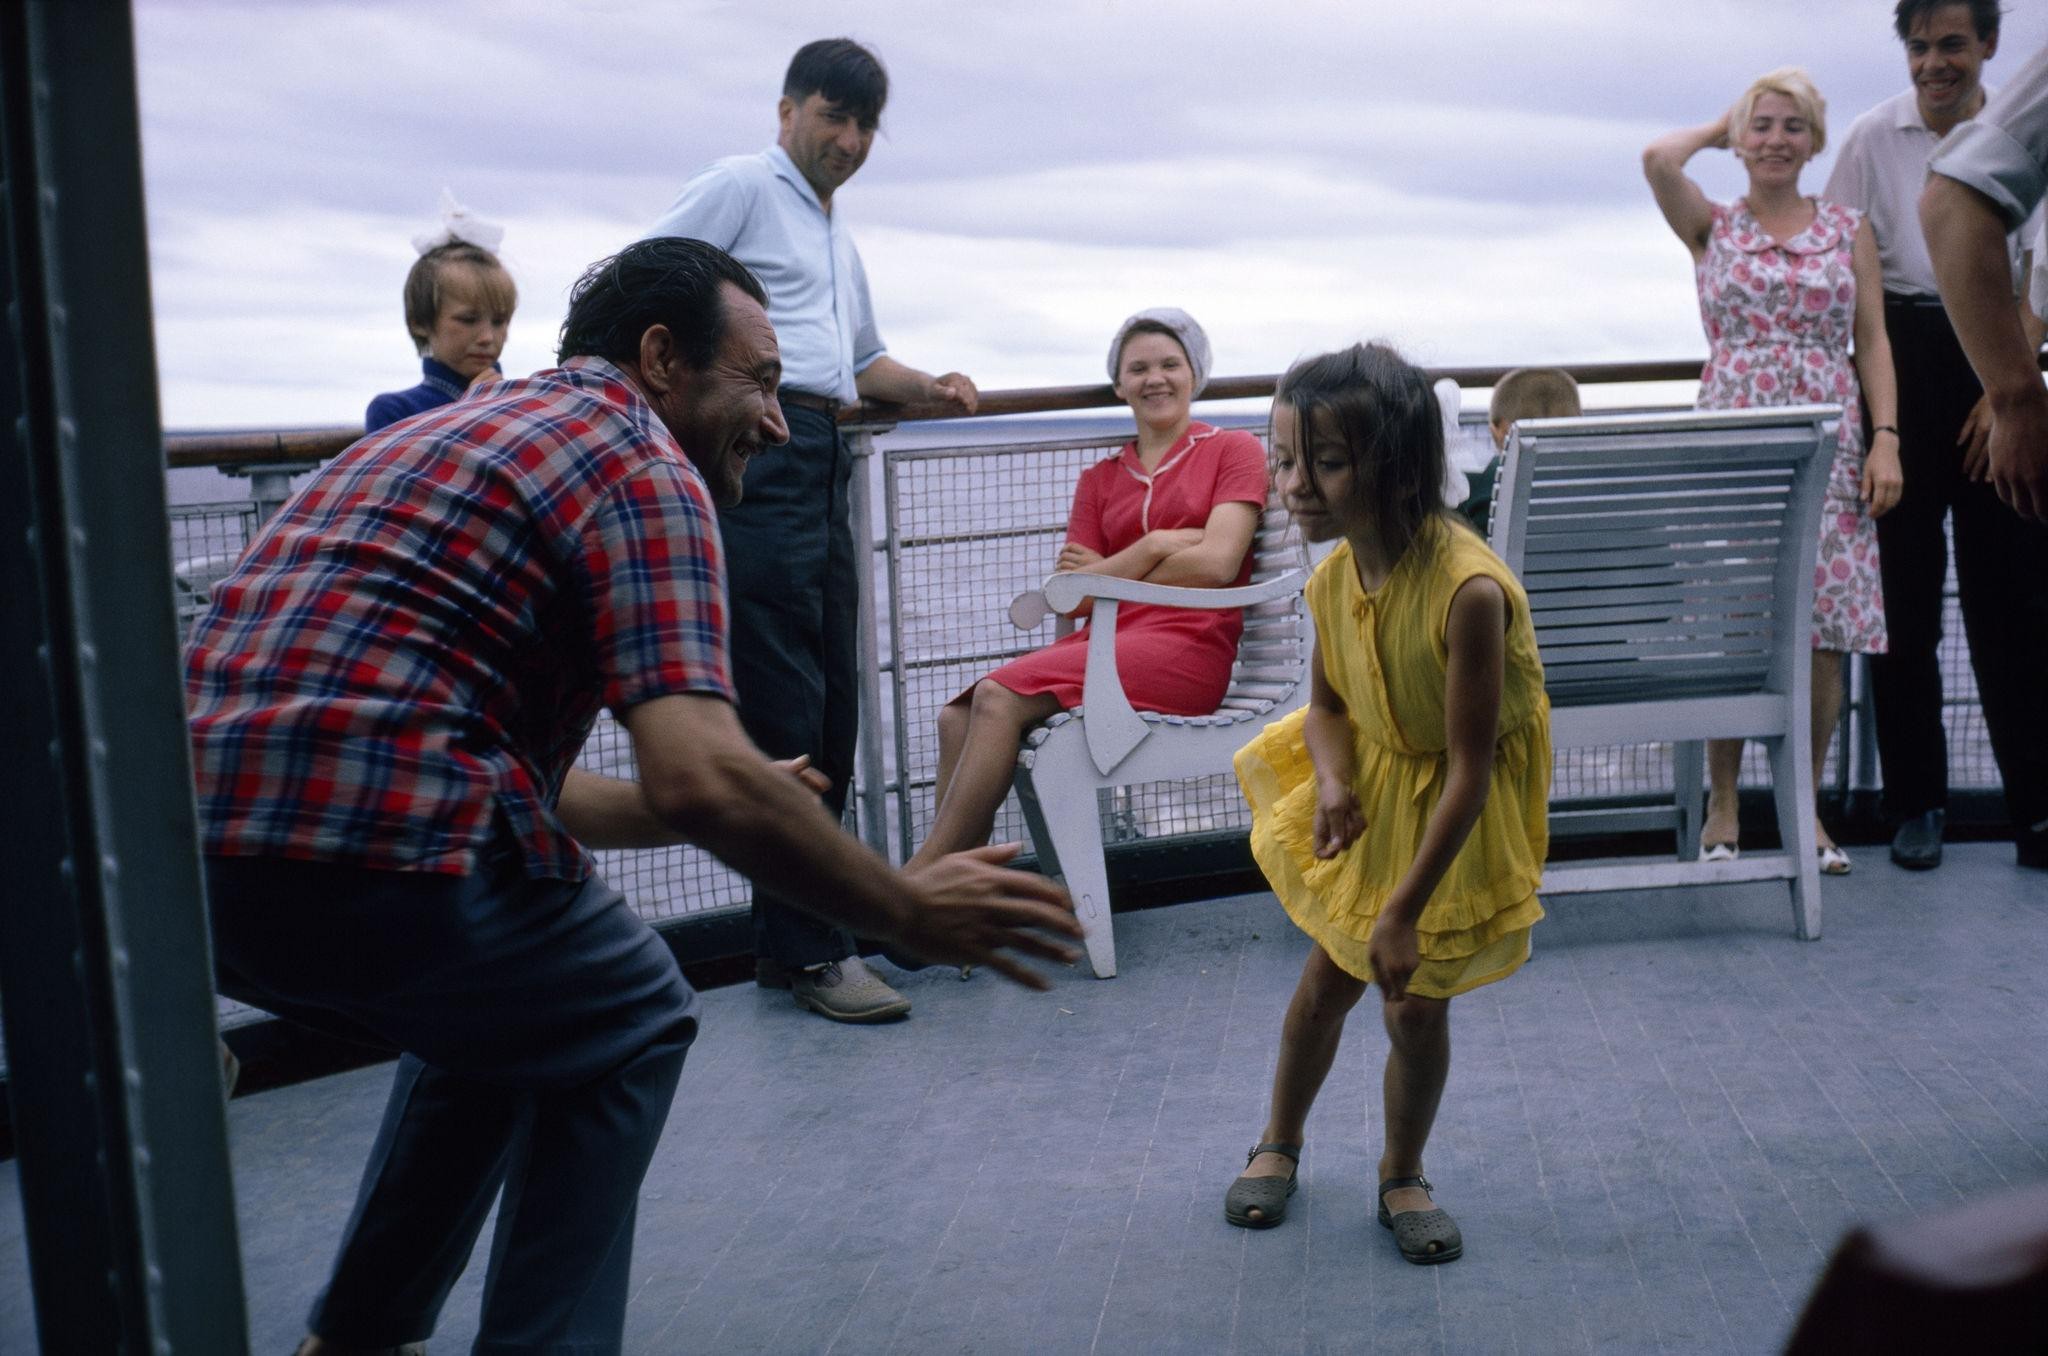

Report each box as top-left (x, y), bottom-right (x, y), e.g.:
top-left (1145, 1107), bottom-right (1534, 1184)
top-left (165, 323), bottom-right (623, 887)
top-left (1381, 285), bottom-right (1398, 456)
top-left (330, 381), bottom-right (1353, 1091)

top-left (890, 843), bottom-right (1081, 990)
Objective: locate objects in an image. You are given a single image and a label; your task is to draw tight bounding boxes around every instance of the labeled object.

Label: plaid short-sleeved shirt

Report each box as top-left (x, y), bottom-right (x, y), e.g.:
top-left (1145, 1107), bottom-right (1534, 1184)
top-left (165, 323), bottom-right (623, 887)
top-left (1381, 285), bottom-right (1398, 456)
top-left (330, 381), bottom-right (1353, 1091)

top-left (184, 356), bottom-right (735, 880)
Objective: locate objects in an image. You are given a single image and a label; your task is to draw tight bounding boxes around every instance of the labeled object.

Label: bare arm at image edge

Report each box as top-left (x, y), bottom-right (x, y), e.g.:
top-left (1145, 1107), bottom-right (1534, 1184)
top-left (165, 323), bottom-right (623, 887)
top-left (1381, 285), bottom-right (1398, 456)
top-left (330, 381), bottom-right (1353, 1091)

top-left (1923, 43), bottom-right (2048, 519)
top-left (1924, 176), bottom-right (2048, 520)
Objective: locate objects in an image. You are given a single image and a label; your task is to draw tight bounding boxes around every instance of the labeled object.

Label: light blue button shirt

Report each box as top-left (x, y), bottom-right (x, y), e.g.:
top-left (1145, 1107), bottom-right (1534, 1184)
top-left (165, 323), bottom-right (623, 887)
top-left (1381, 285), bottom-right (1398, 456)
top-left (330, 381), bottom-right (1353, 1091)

top-left (644, 146), bottom-right (885, 404)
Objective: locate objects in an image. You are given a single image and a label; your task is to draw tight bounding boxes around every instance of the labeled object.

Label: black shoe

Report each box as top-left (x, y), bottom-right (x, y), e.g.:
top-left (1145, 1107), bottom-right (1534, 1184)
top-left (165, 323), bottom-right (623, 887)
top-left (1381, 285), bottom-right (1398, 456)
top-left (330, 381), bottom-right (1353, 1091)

top-left (2019, 824), bottom-right (2048, 872)
top-left (877, 945), bottom-right (935, 974)
top-left (1890, 809), bottom-right (1946, 870)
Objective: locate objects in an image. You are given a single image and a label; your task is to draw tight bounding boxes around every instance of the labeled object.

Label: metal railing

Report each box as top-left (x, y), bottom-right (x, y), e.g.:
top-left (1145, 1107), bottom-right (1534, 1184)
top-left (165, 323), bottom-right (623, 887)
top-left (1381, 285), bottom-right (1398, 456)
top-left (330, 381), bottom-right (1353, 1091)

top-left (159, 358), bottom-right (2007, 929)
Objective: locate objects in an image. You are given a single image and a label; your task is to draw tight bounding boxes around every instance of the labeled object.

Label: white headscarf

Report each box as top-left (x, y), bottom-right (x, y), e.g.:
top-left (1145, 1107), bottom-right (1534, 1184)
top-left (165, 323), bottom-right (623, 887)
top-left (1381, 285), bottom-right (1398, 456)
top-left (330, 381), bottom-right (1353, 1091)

top-left (1106, 307), bottom-right (1213, 397)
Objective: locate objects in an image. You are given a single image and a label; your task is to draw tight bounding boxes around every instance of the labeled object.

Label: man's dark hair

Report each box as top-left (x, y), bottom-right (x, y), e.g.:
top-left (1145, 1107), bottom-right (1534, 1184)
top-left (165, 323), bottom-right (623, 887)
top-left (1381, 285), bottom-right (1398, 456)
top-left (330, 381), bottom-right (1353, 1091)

top-left (1894, 0), bottom-right (2001, 42)
top-left (783, 38), bottom-right (888, 127)
top-left (556, 237), bottom-right (766, 368)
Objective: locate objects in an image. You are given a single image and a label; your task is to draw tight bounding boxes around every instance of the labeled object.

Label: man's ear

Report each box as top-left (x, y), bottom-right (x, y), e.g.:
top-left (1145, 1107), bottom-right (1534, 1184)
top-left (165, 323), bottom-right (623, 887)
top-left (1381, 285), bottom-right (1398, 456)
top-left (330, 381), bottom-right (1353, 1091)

top-left (637, 325), bottom-right (680, 395)
top-left (776, 95), bottom-right (796, 137)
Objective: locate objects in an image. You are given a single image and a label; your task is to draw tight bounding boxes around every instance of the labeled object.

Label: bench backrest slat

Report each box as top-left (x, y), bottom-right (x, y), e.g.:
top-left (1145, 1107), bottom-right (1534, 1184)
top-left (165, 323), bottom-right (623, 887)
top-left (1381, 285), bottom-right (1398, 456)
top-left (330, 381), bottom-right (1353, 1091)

top-left (1490, 406), bottom-right (1835, 710)
top-left (1223, 504), bottom-right (1308, 705)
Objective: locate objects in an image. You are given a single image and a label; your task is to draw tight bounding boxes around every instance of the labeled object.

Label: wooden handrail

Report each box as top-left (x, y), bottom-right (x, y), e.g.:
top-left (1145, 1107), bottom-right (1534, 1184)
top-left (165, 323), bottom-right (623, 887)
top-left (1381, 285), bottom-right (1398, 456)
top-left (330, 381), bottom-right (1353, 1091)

top-left (162, 357), bottom-right (1718, 471)
top-left (165, 427), bottom-right (363, 471)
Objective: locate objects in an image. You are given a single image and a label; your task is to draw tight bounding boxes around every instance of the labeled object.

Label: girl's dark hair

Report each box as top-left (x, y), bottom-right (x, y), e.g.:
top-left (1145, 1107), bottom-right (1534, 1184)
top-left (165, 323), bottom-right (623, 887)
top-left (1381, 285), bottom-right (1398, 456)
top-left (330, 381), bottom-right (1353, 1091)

top-left (556, 237), bottom-right (768, 369)
top-left (1273, 342), bottom-right (1448, 562)
top-left (784, 38), bottom-right (888, 127)
top-left (403, 243), bottom-right (516, 355)
top-left (1893, 0), bottom-right (2000, 41)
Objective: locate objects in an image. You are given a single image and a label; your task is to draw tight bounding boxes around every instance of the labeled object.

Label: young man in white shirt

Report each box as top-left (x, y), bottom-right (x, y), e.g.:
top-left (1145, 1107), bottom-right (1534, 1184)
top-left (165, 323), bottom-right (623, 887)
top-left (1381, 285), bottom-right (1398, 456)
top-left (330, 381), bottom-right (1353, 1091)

top-left (1823, 0), bottom-right (2048, 873)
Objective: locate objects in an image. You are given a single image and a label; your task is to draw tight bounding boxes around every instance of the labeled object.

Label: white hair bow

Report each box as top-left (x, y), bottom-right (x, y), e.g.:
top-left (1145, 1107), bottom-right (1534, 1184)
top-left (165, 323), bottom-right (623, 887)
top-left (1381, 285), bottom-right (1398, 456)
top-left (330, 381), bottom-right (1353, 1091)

top-left (411, 188), bottom-right (504, 255)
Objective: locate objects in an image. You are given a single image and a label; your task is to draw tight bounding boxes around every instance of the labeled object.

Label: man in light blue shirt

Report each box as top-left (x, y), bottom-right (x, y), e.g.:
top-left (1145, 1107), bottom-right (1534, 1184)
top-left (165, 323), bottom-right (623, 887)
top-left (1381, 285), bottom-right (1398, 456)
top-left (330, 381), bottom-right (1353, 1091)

top-left (646, 39), bottom-right (980, 1021)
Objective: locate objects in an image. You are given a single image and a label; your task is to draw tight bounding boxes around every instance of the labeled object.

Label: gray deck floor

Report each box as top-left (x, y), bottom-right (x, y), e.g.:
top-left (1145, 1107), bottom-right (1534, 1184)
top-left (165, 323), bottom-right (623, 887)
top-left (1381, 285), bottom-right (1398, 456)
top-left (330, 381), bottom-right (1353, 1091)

top-left (4, 843), bottom-right (2046, 1354)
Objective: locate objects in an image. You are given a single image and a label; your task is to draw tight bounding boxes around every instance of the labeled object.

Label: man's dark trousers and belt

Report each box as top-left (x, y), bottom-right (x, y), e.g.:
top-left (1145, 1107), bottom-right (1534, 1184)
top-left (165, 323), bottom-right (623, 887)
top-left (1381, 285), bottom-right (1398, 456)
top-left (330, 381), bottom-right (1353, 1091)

top-left (720, 399), bottom-right (862, 967)
top-left (1875, 296), bottom-right (2048, 861)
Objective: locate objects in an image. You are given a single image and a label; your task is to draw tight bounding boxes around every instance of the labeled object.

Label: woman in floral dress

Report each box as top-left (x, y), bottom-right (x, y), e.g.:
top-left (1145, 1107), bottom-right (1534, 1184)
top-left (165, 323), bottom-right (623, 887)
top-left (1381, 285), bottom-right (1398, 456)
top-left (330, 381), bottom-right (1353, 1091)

top-left (1644, 67), bottom-right (1903, 873)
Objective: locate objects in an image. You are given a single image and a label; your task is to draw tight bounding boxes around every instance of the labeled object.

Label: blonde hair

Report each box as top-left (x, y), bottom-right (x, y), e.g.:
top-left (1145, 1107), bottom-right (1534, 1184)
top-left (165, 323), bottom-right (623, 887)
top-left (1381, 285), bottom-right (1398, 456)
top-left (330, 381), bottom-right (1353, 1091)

top-left (1489, 367), bottom-right (1581, 430)
top-left (1729, 67), bottom-right (1827, 156)
top-left (403, 243), bottom-right (517, 355)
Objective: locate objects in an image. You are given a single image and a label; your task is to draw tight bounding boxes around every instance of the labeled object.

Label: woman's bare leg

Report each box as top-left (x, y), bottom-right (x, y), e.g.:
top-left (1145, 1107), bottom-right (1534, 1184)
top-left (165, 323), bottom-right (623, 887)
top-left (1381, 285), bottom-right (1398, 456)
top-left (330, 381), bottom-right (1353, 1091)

top-left (1236, 946), bottom-right (1369, 1218)
top-left (1812, 650), bottom-right (1845, 850)
top-left (907, 680), bottom-right (1061, 871)
top-left (932, 695), bottom-right (972, 813)
top-left (1703, 738), bottom-right (1744, 849)
top-left (1377, 993), bottom-right (1450, 1214)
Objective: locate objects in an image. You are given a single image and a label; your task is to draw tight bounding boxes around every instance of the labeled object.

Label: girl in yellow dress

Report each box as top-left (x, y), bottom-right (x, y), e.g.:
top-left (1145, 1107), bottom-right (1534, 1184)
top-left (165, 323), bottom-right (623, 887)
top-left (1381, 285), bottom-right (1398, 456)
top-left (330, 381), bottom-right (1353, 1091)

top-left (1222, 343), bottom-right (1550, 1265)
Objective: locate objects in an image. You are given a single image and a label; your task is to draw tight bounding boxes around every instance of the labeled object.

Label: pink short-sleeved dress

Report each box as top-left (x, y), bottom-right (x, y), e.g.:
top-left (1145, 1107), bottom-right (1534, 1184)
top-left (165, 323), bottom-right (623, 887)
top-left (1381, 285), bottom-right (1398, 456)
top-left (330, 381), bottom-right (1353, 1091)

top-left (982, 422), bottom-right (1270, 714)
top-left (1695, 199), bottom-right (1887, 655)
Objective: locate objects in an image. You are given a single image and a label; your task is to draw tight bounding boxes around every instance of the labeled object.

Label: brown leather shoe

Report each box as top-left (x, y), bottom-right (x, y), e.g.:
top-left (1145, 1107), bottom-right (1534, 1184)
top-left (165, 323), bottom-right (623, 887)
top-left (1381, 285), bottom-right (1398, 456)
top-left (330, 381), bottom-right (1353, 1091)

top-left (790, 957), bottom-right (912, 1022)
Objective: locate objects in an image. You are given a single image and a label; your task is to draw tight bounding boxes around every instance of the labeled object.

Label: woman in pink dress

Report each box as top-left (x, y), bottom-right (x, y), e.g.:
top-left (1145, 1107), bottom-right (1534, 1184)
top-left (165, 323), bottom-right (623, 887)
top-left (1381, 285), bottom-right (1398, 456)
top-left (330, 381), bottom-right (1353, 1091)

top-left (1644, 67), bottom-right (1904, 874)
top-left (903, 308), bottom-right (1270, 876)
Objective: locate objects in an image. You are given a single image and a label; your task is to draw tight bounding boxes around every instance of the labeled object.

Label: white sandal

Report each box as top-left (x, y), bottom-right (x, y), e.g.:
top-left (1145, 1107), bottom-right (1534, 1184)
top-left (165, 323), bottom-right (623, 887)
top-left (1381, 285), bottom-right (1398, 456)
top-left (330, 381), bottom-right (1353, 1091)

top-left (1700, 842), bottom-right (1740, 863)
top-left (1818, 844), bottom-right (1851, 875)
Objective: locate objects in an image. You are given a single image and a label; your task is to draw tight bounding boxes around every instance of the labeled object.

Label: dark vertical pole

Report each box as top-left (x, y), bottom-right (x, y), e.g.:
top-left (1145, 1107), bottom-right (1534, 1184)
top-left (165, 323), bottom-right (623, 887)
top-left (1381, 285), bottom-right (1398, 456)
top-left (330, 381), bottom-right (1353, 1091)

top-left (0, 2), bottom-right (248, 1351)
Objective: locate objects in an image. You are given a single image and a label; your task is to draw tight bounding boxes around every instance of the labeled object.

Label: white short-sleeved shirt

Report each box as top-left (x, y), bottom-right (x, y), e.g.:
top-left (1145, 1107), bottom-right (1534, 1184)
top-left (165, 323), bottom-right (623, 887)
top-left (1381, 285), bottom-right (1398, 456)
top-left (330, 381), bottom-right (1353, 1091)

top-left (1931, 43), bottom-right (2048, 232)
top-left (1824, 87), bottom-right (2043, 298)
top-left (644, 146), bottom-right (885, 404)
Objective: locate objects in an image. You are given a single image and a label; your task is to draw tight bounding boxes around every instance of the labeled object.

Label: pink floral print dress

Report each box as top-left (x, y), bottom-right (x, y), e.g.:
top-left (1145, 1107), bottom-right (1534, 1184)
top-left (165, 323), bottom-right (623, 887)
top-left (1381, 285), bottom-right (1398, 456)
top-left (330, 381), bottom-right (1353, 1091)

top-left (1695, 199), bottom-right (1887, 655)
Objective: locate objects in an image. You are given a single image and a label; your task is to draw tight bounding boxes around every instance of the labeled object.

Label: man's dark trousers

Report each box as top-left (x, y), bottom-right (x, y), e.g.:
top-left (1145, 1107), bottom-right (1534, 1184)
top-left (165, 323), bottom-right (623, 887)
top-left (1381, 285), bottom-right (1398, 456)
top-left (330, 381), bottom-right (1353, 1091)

top-left (207, 847), bottom-right (696, 1353)
top-left (1874, 298), bottom-right (2048, 840)
top-left (720, 401), bottom-right (860, 967)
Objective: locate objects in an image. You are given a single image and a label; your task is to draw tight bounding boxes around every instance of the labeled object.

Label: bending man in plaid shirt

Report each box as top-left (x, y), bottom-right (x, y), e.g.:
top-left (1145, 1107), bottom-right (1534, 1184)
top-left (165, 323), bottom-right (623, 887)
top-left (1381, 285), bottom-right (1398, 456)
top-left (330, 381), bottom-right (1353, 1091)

top-left (184, 237), bottom-right (1080, 1356)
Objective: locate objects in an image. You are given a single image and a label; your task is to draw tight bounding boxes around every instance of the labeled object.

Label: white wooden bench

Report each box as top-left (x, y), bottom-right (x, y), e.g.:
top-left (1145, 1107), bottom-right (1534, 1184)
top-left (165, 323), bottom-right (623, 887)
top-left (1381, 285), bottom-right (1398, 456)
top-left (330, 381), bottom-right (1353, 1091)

top-left (1010, 504), bottom-right (1311, 977)
top-left (1489, 405), bottom-right (1838, 939)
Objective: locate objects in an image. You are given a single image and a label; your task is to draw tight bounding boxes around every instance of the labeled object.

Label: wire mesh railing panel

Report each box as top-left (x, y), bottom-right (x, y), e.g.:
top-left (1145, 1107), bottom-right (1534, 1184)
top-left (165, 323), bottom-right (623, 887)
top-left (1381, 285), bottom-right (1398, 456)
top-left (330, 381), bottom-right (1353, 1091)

top-left (889, 442), bottom-right (1116, 663)
top-left (578, 709), bottom-right (752, 917)
top-left (169, 502), bottom-right (260, 629)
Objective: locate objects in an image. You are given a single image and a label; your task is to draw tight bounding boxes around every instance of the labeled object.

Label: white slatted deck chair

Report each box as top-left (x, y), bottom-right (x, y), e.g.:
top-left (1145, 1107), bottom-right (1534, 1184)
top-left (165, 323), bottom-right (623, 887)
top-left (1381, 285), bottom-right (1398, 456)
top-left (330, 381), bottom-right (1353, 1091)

top-left (1009, 505), bottom-right (1312, 977)
top-left (1489, 405), bottom-right (1837, 939)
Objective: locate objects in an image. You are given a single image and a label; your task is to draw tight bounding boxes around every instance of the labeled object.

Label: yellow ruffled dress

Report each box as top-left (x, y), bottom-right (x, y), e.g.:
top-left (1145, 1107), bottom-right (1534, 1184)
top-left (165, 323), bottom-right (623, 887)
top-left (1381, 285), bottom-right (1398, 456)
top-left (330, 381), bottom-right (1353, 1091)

top-left (1234, 518), bottom-right (1550, 998)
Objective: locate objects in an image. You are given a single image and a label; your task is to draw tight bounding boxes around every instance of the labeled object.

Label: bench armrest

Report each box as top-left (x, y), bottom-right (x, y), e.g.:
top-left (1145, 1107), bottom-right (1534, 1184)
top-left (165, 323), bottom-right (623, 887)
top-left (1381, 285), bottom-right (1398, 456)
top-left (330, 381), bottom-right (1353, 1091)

top-left (1035, 568), bottom-right (1307, 776)
top-left (1039, 568), bottom-right (1305, 616)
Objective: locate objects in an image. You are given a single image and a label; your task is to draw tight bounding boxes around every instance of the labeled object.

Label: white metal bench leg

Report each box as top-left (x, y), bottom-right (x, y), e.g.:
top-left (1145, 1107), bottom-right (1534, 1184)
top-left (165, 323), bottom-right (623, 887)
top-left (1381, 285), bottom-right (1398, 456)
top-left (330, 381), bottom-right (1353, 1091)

top-left (1764, 732), bottom-right (1822, 940)
top-left (1672, 739), bottom-right (1705, 861)
top-left (1014, 771), bottom-right (1117, 978)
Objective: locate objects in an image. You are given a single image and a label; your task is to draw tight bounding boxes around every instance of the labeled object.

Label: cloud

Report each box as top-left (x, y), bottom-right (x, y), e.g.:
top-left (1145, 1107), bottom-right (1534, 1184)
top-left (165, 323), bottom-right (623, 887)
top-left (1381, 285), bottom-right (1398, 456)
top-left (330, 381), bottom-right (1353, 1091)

top-left (133, 0), bottom-right (2048, 432)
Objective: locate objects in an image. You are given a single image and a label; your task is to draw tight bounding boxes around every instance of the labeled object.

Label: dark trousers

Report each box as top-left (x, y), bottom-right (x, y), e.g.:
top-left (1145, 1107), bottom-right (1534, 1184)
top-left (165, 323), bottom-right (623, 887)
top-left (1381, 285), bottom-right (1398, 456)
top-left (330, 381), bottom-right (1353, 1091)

top-left (208, 850), bottom-right (697, 1354)
top-left (719, 402), bottom-right (860, 967)
top-left (1874, 300), bottom-right (2048, 835)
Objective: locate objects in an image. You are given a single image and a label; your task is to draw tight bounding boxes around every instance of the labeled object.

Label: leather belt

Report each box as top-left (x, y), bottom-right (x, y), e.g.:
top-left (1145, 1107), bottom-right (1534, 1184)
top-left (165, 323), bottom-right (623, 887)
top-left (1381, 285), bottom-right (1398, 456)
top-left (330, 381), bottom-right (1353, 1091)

top-left (1883, 291), bottom-right (1948, 309)
top-left (777, 387), bottom-right (842, 416)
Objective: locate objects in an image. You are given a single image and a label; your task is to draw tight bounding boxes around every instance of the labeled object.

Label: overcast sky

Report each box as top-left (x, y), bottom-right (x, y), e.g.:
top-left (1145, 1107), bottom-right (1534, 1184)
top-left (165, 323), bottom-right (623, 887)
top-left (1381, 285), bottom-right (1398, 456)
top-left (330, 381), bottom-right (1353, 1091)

top-left (133, 0), bottom-right (2048, 431)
